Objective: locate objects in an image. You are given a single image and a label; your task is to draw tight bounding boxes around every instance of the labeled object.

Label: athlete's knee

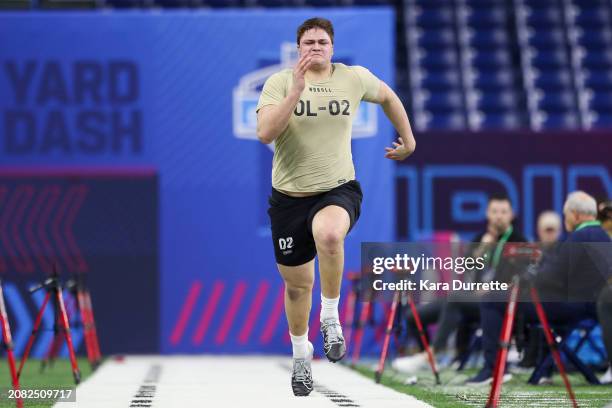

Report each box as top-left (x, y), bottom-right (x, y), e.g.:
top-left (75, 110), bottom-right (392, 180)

top-left (286, 282), bottom-right (313, 302)
top-left (314, 229), bottom-right (344, 255)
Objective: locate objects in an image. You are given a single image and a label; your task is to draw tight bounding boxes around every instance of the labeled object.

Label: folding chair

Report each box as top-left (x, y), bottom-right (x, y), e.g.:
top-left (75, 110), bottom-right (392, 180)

top-left (528, 319), bottom-right (603, 385)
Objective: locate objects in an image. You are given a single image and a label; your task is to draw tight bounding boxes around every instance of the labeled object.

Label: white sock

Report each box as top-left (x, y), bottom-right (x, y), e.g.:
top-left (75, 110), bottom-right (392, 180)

top-left (320, 294), bottom-right (340, 322)
top-left (290, 330), bottom-right (309, 359)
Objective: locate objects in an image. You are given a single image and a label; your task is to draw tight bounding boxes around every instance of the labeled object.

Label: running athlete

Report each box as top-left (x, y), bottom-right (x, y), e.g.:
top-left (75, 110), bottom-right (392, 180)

top-left (256, 17), bottom-right (415, 396)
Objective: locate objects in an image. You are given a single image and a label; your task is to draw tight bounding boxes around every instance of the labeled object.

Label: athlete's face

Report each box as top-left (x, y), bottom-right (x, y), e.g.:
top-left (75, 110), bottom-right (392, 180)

top-left (298, 28), bottom-right (333, 68)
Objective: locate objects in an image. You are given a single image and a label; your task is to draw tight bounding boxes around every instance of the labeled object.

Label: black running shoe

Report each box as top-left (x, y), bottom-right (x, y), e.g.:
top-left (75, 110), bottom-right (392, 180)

top-left (320, 318), bottom-right (346, 363)
top-left (291, 342), bottom-right (313, 396)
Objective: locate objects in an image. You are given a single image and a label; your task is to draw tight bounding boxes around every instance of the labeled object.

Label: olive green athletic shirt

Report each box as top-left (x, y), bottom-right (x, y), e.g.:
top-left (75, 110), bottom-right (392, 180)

top-left (256, 63), bottom-right (381, 193)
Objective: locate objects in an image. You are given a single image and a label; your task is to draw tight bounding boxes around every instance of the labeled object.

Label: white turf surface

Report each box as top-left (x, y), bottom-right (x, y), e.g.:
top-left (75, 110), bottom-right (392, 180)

top-left (54, 355), bottom-right (432, 408)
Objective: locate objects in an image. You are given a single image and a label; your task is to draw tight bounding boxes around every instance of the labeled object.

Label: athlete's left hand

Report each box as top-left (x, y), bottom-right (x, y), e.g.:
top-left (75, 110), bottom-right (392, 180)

top-left (384, 137), bottom-right (413, 161)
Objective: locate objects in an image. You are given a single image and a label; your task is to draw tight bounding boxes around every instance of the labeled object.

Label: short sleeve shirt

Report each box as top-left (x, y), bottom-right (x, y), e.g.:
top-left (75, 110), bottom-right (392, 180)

top-left (256, 63), bottom-right (381, 193)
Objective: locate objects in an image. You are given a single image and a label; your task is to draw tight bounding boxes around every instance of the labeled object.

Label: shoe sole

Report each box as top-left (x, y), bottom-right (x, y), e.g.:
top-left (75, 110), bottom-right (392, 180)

top-left (292, 388), bottom-right (313, 396)
top-left (324, 341), bottom-right (346, 363)
top-left (325, 345), bottom-right (346, 363)
top-left (326, 352), bottom-right (345, 363)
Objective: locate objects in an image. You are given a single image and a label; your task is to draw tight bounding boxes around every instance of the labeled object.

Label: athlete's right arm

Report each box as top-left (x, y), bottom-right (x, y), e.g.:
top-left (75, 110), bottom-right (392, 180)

top-left (256, 51), bottom-right (313, 144)
top-left (256, 90), bottom-right (301, 144)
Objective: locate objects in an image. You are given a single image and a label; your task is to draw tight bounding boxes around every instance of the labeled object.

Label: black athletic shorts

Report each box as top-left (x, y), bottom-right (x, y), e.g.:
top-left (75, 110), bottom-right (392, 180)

top-left (267, 180), bottom-right (363, 267)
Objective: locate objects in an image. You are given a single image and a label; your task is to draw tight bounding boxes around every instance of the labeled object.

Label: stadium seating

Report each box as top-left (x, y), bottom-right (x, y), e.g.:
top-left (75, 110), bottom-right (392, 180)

top-left (405, 2), bottom-right (465, 130)
top-left (403, 0), bottom-right (612, 131)
top-left (7, 0), bottom-right (612, 131)
top-left (565, 0), bottom-right (612, 128)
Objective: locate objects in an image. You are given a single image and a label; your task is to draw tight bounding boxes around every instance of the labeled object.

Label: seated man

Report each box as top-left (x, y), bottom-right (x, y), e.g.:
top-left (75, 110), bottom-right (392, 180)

top-left (467, 191), bottom-right (611, 385)
top-left (393, 194), bottom-right (525, 373)
top-left (518, 211), bottom-right (564, 369)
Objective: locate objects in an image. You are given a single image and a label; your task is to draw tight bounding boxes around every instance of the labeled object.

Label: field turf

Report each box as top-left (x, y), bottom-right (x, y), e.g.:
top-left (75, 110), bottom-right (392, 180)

top-left (1, 358), bottom-right (95, 408)
top-left (352, 363), bottom-right (612, 407)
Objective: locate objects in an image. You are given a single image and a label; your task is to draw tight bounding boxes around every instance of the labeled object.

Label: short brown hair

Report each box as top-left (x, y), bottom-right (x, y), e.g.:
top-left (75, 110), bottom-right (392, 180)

top-left (297, 17), bottom-right (334, 45)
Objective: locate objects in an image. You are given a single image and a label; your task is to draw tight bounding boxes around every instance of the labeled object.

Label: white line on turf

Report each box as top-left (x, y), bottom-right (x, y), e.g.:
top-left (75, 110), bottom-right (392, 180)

top-left (54, 355), bottom-right (432, 408)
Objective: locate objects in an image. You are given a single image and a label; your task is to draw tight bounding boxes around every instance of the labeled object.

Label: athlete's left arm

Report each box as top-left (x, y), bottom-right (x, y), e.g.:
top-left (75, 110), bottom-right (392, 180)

top-left (372, 81), bottom-right (416, 161)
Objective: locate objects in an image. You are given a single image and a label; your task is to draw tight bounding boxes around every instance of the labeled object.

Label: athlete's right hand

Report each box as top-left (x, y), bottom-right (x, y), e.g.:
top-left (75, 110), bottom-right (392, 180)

top-left (291, 50), bottom-right (314, 94)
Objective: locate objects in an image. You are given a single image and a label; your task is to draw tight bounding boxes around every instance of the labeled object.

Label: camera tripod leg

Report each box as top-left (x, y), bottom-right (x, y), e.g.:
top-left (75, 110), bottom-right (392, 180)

top-left (0, 282), bottom-right (23, 408)
top-left (56, 288), bottom-right (81, 384)
top-left (17, 292), bottom-right (51, 379)
top-left (486, 276), bottom-right (520, 408)
top-left (407, 293), bottom-right (440, 385)
top-left (375, 291), bottom-right (400, 383)
top-left (530, 287), bottom-right (578, 408)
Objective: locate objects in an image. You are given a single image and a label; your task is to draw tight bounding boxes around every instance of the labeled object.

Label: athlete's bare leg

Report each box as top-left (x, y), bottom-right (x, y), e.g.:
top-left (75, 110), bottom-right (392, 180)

top-left (279, 260), bottom-right (315, 396)
top-left (312, 205), bottom-right (350, 298)
top-left (311, 205), bottom-right (350, 362)
top-left (277, 259), bottom-right (315, 336)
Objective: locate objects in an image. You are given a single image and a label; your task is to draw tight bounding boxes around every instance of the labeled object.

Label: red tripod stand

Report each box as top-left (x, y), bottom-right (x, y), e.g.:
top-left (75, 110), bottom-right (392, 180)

top-left (486, 264), bottom-right (579, 407)
top-left (43, 276), bottom-right (102, 372)
top-left (375, 290), bottom-right (441, 384)
top-left (74, 278), bottom-right (102, 370)
top-left (17, 271), bottom-right (81, 384)
top-left (0, 279), bottom-right (23, 408)
top-left (375, 290), bottom-right (400, 383)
